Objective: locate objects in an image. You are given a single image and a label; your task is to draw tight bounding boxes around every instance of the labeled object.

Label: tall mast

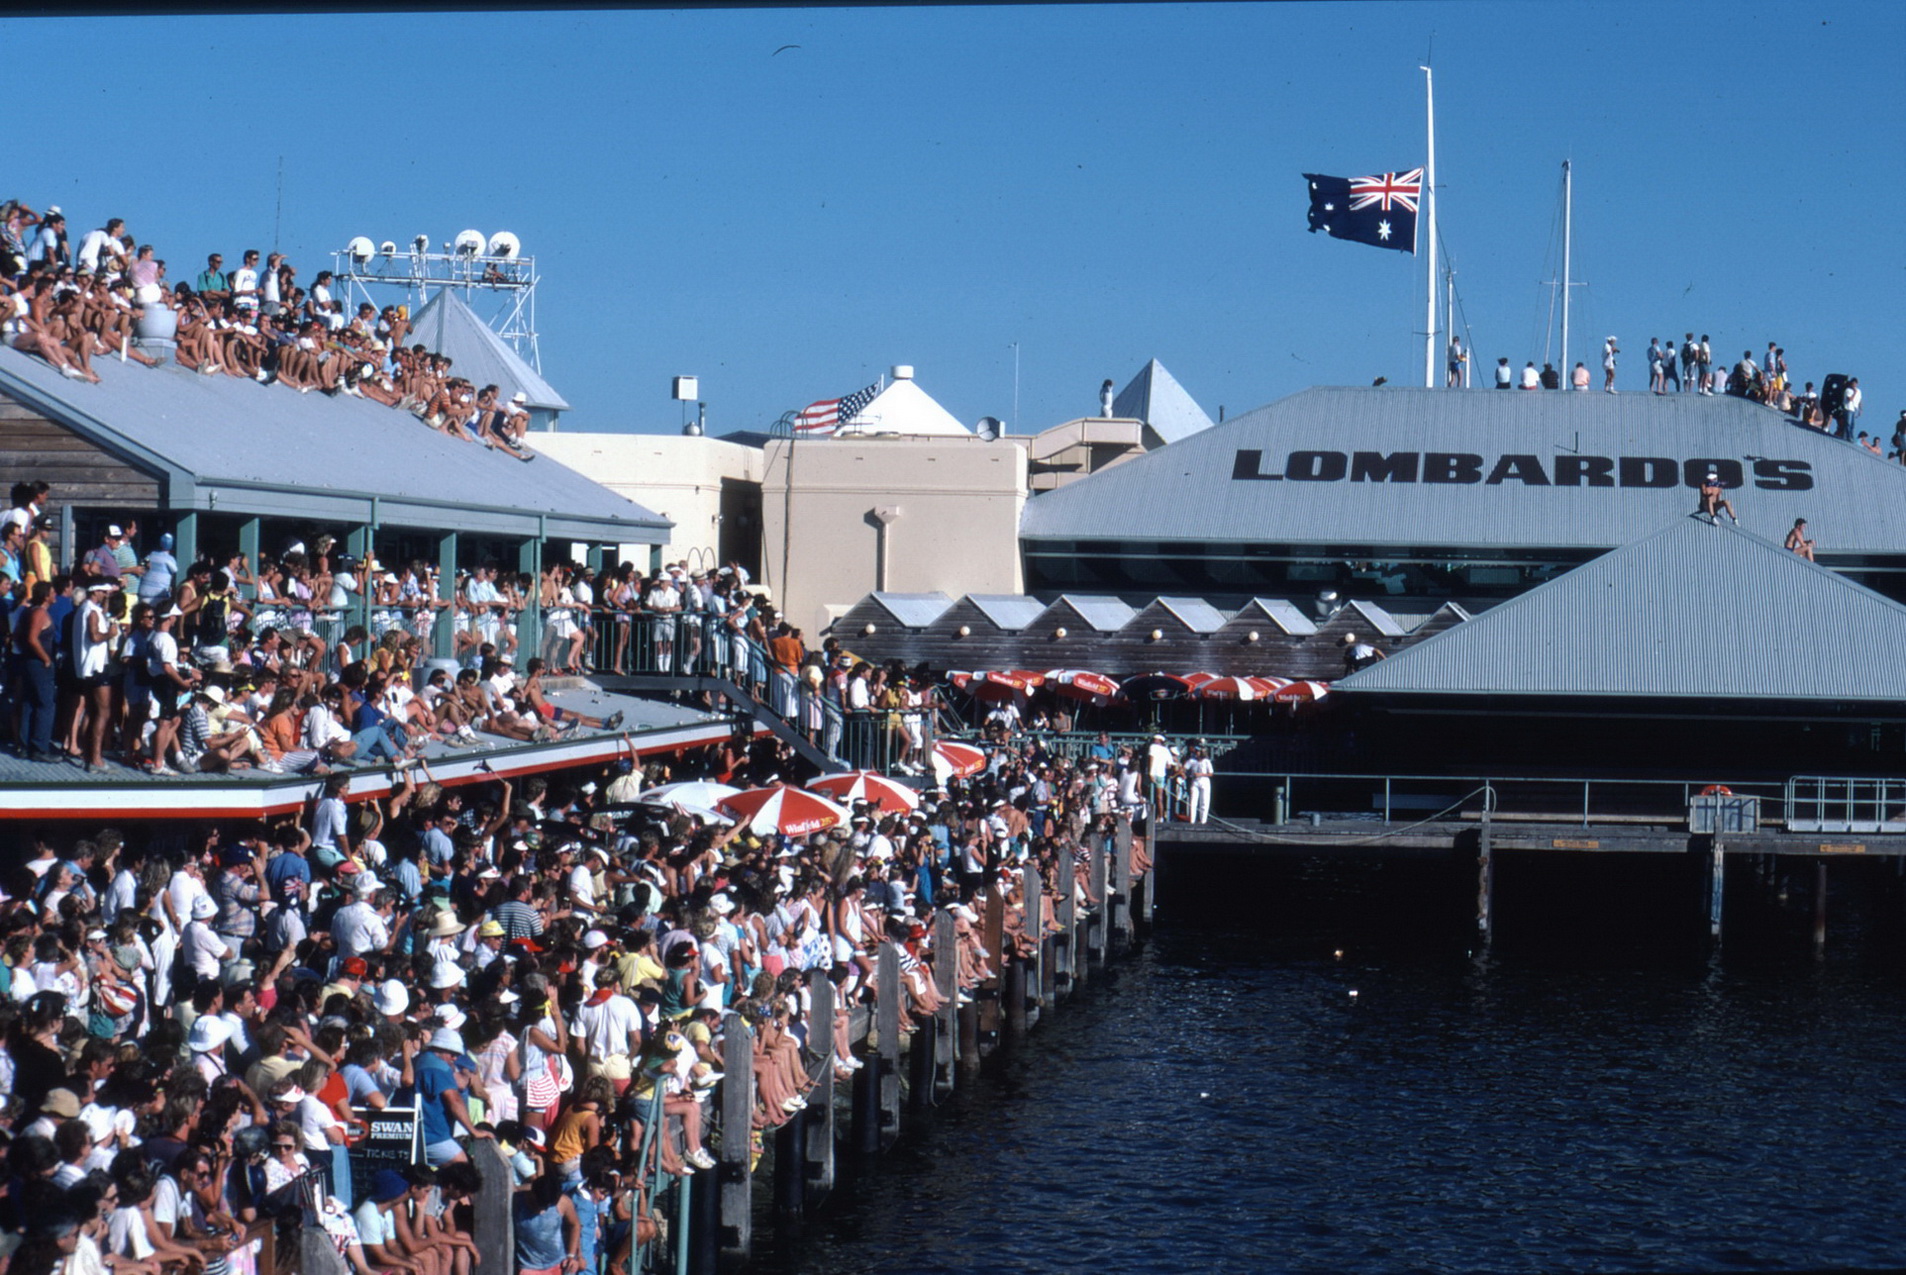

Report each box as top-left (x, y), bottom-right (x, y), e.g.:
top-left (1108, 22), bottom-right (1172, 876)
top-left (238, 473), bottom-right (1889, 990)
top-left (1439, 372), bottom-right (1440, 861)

top-left (1421, 65), bottom-right (1438, 388)
top-left (1561, 159), bottom-right (1572, 382)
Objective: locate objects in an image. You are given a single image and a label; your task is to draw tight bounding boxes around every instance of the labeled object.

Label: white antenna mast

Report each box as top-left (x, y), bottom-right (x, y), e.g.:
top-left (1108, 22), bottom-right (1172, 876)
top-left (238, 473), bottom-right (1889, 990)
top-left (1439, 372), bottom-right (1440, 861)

top-left (1561, 159), bottom-right (1572, 382)
top-left (1421, 64), bottom-right (1438, 388)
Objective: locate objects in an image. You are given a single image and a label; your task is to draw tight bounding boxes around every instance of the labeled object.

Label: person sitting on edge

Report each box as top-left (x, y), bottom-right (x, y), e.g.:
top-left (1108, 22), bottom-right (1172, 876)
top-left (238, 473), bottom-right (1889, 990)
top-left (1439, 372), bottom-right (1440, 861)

top-left (1785, 519), bottom-right (1817, 562)
top-left (1698, 469), bottom-right (1738, 525)
top-left (1519, 361), bottom-right (1540, 390)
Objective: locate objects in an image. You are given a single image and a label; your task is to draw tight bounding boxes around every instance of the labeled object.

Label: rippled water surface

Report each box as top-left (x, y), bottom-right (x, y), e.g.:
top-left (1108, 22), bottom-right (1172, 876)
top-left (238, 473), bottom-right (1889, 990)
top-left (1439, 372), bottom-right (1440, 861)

top-left (766, 855), bottom-right (1906, 1274)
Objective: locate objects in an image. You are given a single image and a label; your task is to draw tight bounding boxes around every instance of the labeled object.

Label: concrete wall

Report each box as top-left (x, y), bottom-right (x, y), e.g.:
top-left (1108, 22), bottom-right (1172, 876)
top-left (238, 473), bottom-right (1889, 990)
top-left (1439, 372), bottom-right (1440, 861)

top-left (762, 435), bottom-right (1027, 639)
top-left (528, 432), bottom-right (764, 570)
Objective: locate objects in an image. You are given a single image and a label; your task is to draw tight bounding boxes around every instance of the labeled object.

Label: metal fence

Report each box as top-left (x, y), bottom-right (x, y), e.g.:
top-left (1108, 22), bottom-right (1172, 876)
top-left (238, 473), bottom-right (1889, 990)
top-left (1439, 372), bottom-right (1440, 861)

top-left (1784, 776), bottom-right (1906, 833)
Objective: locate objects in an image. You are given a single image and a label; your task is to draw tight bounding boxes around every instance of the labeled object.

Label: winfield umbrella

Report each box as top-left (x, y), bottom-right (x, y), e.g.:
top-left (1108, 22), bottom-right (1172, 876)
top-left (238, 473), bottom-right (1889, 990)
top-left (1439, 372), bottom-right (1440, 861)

top-left (638, 781), bottom-right (742, 821)
top-left (1042, 669), bottom-right (1121, 700)
top-left (1273, 680), bottom-right (1332, 704)
top-left (1182, 671), bottom-right (1220, 691)
top-left (1245, 676), bottom-right (1293, 697)
top-left (929, 739), bottom-right (988, 780)
top-left (805, 770), bottom-right (920, 813)
top-left (1193, 676), bottom-right (1261, 701)
top-left (949, 670), bottom-right (1037, 701)
top-left (717, 784), bottom-right (851, 837)
top-left (1120, 673), bottom-right (1194, 702)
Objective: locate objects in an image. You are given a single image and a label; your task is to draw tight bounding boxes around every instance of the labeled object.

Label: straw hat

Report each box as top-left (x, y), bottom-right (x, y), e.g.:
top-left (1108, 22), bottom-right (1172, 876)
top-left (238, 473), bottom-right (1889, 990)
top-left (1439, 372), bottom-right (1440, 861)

top-left (424, 909), bottom-right (466, 938)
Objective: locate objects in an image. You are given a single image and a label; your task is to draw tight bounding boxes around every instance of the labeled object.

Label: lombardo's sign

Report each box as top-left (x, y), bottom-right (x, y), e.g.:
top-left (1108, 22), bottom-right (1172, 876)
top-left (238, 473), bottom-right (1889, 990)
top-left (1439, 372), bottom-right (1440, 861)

top-left (1231, 450), bottom-right (1813, 491)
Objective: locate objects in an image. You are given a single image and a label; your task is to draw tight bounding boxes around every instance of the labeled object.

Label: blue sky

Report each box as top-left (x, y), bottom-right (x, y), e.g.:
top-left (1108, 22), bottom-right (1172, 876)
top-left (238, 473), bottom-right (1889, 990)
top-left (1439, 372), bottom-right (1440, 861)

top-left (5, 3), bottom-right (1901, 437)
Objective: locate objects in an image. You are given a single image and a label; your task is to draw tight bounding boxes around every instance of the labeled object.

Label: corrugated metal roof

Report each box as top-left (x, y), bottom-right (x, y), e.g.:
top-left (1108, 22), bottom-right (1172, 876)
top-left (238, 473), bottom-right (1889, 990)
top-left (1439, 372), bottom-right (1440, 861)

top-left (407, 290), bottom-right (570, 411)
top-left (869, 592), bottom-right (955, 628)
top-left (965, 594), bottom-right (1047, 630)
top-left (1050, 594), bottom-right (1137, 631)
top-left (0, 346), bottom-right (665, 538)
top-left (1240, 598), bottom-right (1318, 635)
top-left (1022, 386), bottom-right (1906, 556)
top-left (1340, 517), bottom-right (1906, 701)
top-left (1155, 595), bottom-right (1229, 633)
top-left (1342, 599), bottom-right (1406, 637)
top-left (1111, 359), bottom-right (1215, 446)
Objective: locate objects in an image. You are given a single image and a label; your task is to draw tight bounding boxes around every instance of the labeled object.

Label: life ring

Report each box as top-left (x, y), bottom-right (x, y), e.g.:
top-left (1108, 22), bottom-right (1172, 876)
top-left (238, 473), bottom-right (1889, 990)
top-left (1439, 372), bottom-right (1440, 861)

top-left (1699, 784), bottom-right (1733, 797)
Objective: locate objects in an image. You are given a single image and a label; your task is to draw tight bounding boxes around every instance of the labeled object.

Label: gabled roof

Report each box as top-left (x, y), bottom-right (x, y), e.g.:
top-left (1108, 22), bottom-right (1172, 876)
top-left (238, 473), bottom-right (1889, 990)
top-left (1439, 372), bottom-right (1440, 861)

top-left (868, 592), bottom-right (955, 628)
top-left (1040, 594), bottom-right (1138, 632)
top-left (1232, 598), bottom-right (1319, 636)
top-left (406, 289), bottom-right (570, 412)
top-left (964, 594), bottom-right (1046, 631)
top-left (1112, 359), bottom-right (1216, 447)
top-left (1022, 386), bottom-right (1906, 557)
top-left (839, 376), bottom-right (970, 437)
top-left (1340, 518), bottom-right (1906, 701)
top-left (1154, 596), bottom-right (1229, 633)
top-left (1333, 599), bottom-right (1406, 638)
top-left (0, 347), bottom-right (663, 542)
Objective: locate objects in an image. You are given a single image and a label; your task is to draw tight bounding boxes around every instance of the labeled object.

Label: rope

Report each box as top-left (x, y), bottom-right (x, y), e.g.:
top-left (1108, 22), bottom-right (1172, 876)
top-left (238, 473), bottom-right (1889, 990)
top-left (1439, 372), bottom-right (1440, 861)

top-left (1198, 785), bottom-right (1496, 846)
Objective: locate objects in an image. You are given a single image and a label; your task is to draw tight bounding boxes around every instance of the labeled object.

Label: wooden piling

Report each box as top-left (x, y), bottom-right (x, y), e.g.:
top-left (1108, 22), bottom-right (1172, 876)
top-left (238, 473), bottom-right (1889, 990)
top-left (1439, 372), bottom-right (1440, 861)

top-left (468, 1138), bottom-right (515, 1275)
top-left (1815, 860), bottom-right (1829, 954)
top-left (980, 890), bottom-right (1005, 1042)
top-left (772, 1112), bottom-right (805, 1226)
top-left (851, 1051), bottom-right (881, 1156)
top-left (1085, 839), bottom-right (1108, 967)
top-left (1476, 813), bottom-right (1495, 946)
top-left (802, 969), bottom-right (836, 1200)
top-left (1111, 818), bottom-right (1133, 947)
top-left (717, 1019), bottom-right (755, 1265)
top-left (1708, 836), bottom-right (1725, 940)
top-left (1005, 953), bottom-right (1028, 1036)
top-left (1022, 863), bottom-right (1045, 1015)
top-left (1055, 871), bottom-right (1077, 994)
top-left (876, 941), bottom-right (902, 1142)
top-left (932, 909), bottom-right (958, 1097)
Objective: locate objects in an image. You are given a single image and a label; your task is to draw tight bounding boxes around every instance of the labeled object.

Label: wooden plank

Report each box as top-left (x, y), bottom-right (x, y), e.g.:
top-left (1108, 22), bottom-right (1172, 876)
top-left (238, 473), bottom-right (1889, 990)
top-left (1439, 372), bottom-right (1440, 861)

top-left (1022, 862), bottom-right (1044, 1010)
top-left (718, 1020), bottom-right (754, 1263)
top-left (932, 909), bottom-right (957, 1096)
top-left (875, 942), bottom-right (901, 1142)
top-left (1055, 866), bottom-right (1076, 994)
top-left (802, 969), bottom-right (836, 1200)
top-left (1111, 818), bottom-right (1133, 946)
top-left (980, 889), bottom-right (1004, 1040)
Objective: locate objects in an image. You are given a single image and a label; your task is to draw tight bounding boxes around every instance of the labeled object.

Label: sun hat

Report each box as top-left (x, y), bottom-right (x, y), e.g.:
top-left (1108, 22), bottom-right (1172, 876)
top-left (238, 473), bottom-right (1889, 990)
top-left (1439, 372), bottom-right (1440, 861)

top-left (40, 1089), bottom-right (81, 1119)
top-left (478, 919), bottom-right (505, 938)
top-left (188, 1016), bottom-right (233, 1053)
top-left (190, 895), bottom-right (218, 921)
top-left (271, 1084), bottom-right (307, 1105)
top-left (582, 930), bottom-right (609, 951)
top-left (427, 1027), bottom-right (466, 1055)
top-left (434, 1004), bottom-right (468, 1032)
top-left (375, 979), bottom-right (409, 1016)
top-left (429, 962), bottom-right (464, 990)
top-left (425, 910), bottom-right (467, 938)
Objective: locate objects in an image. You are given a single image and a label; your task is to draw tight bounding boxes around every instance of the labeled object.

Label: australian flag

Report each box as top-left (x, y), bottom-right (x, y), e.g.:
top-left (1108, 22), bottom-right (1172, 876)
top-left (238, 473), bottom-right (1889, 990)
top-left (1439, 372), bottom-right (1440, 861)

top-left (1304, 168), bottom-right (1421, 253)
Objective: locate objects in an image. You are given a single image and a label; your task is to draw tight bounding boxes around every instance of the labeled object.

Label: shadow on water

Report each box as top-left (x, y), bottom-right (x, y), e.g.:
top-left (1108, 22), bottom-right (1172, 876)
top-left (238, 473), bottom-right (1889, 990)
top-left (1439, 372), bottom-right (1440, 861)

top-left (763, 851), bottom-right (1906, 1274)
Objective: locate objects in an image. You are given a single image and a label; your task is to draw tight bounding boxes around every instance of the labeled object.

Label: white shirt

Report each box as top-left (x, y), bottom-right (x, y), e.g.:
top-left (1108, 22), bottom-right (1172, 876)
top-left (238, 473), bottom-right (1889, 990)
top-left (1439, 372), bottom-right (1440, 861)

top-left (583, 993), bottom-right (642, 1061)
top-left (77, 228), bottom-right (116, 272)
top-left (182, 919), bottom-right (230, 978)
top-left (332, 900), bottom-right (390, 958)
top-left (166, 869), bottom-right (208, 928)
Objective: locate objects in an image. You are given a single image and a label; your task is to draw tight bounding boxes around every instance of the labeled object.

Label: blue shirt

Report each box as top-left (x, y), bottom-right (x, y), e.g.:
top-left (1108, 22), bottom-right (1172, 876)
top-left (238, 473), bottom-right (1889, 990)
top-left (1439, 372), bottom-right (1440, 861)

top-left (422, 827), bottom-right (455, 870)
top-left (414, 1051), bottom-right (462, 1145)
top-left (139, 550), bottom-right (178, 603)
top-left (265, 851), bottom-right (311, 906)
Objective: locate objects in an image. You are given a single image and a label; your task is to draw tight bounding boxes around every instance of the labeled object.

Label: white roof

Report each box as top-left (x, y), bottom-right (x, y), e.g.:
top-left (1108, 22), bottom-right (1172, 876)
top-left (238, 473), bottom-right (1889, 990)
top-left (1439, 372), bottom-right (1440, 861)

top-left (840, 377), bottom-right (971, 437)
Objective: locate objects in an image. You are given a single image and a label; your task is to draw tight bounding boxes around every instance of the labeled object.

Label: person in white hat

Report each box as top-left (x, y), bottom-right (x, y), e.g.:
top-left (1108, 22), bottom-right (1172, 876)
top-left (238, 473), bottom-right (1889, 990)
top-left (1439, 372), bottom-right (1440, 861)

top-left (188, 1014), bottom-right (235, 1083)
top-left (417, 1027), bottom-right (485, 1166)
top-left (181, 892), bottom-right (231, 987)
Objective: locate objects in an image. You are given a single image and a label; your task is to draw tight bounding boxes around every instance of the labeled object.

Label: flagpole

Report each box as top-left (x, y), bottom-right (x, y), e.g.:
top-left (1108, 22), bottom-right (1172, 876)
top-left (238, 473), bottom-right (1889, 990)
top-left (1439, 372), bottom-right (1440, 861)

top-left (1421, 64), bottom-right (1437, 389)
top-left (1561, 159), bottom-right (1572, 385)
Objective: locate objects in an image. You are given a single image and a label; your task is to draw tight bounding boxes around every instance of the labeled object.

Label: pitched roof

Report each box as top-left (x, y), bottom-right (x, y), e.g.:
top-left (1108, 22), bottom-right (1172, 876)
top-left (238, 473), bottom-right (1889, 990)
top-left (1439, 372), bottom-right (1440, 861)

top-left (1043, 594), bottom-right (1137, 632)
top-left (964, 593), bottom-right (1047, 631)
top-left (1337, 599), bottom-right (1406, 638)
top-left (1339, 517), bottom-right (1906, 701)
top-left (1022, 385), bottom-right (1906, 556)
top-left (839, 376), bottom-right (970, 437)
top-left (0, 346), bottom-right (664, 541)
top-left (406, 289), bottom-right (570, 412)
top-left (868, 592), bottom-right (955, 628)
top-left (1111, 359), bottom-right (1216, 447)
top-left (1232, 598), bottom-right (1318, 636)
top-left (1154, 596), bottom-right (1229, 633)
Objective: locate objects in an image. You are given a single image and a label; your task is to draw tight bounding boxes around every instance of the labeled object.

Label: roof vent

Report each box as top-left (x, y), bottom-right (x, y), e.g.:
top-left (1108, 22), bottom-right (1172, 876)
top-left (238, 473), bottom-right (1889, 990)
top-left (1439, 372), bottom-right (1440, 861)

top-left (890, 365), bottom-right (914, 381)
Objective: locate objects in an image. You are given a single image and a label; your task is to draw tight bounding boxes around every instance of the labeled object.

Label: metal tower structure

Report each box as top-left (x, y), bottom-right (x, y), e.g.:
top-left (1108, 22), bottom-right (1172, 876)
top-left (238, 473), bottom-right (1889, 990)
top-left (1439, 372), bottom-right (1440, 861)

top-left (330, 232), bottom-right (542, 372)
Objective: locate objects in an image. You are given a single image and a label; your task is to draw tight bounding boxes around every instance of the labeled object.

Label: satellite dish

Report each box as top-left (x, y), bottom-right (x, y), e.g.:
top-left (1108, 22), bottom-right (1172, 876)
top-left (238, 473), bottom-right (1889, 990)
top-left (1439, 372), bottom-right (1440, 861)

top-left (453, 229), bottom-right (485, 257)
top-left (345, 236), bottom-right (375, 263)
top-left (378, 240), bottom-right (398, 257)
top-left (411, 234), bottom-right (430, 254)
top-left (487, 231), bottom-right (520, 260)
top-left (975, 416), bottom-right (1002, 442)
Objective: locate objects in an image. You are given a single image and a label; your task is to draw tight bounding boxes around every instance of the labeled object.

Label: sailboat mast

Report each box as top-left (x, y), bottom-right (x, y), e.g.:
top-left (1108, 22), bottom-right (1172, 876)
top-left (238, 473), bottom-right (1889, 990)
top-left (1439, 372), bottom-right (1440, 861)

top-left (1561, 159), bottom-right (1572, 383)
top-left (1422, 65), bottom-right (1438, 389)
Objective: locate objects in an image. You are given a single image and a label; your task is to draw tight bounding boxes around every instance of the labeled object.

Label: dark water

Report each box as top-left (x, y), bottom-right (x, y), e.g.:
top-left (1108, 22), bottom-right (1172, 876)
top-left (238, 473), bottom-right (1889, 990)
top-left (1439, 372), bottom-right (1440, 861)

top-left (767, 852), bottom-right (1906, 1274)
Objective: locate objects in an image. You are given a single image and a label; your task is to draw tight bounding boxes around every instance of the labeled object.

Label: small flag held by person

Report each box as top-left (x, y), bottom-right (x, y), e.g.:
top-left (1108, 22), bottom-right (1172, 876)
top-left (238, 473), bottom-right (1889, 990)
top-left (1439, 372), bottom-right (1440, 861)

top-left (1303, 168), bottom-right (1422, 253)
top-left (794, 380), bottom-right (882, 436)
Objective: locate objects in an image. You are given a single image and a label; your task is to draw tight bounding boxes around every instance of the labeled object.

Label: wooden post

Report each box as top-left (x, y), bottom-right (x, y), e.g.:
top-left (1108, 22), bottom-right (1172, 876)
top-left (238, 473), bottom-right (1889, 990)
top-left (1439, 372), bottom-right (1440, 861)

top-left (516, 535), bottom-right (543, 666)
top-left (1055, 872), bottom-right (1077, 995)
top-left (1022, 863), bottom-right (1044, 1013)
top-left (932, 910), bottom-right (958, 1097)
top-left (1708, 836), bottom-right (1725, 940)
top-left (1085, 839), bottom-right (1107, 967)
top-left (876, 941), bottom-right (901, 1140)
top-left (906, 994), bottom-right (935, 1111)
top-left (1476, 813), bottom-right (1495, 946)
top-left (1111, 818), bottom-right (1133, 947)
top-left (1004, 953), bottom-right (1028, 1036)
top-left (300, 1226), bottom-right (350, 1275)
top-left (1814, 859), bottom-right (1828, 954)
top-left (772, 1112), bottom-right (804, 1227)
top-left (801, 969), bottom-right (836, 1200)
top-left (980, 890), bottom-right (1005, 1042)
top-left (468, 1139), bottom-right (515, 1275)
top-left (717, 1019), bottom-right (754, 1264)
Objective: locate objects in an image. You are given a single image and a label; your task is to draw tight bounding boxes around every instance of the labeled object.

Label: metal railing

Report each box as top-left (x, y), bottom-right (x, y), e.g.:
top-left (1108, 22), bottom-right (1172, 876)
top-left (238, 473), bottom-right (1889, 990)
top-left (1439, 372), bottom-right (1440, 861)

top-left (1784, 776), bottom-right (1906, 833)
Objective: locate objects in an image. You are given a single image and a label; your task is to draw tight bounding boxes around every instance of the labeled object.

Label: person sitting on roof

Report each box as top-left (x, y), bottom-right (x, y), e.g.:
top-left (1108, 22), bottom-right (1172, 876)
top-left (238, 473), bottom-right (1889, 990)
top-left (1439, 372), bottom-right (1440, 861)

top-left (9, 278), bottom-right (92, 380)
top-left (1698, 469), bottom-right (1738, 525)
top-left (1785, 518), bottom-right (1817, 562)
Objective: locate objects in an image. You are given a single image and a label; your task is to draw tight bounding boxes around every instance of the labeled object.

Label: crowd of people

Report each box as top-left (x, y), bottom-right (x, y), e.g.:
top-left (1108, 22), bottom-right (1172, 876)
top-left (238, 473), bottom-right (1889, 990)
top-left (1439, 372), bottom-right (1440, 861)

top-left (0, 697), bottom-right (1147, 1275)
top-left (0, 201), bottom-right (535, 461)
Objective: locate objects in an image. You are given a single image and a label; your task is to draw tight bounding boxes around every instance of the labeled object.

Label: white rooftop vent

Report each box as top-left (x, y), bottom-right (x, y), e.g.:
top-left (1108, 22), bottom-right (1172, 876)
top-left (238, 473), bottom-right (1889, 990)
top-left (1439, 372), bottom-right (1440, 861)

top-left (891, 365), bottom-right (914, 381)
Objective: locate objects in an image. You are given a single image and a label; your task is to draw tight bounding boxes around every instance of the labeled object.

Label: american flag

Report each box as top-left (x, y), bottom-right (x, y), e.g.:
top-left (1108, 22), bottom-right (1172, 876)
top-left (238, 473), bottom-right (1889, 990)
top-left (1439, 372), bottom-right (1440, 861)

top-left (794, 380), bottom-right (881, 436)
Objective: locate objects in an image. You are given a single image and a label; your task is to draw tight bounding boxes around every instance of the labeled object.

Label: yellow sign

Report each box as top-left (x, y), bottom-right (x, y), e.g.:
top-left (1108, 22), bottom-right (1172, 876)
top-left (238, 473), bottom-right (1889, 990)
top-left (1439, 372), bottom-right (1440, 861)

top-left (1818, 843), bottom-right (1867, 854)
top-left (1551, 838), bottom-right (1600, 849)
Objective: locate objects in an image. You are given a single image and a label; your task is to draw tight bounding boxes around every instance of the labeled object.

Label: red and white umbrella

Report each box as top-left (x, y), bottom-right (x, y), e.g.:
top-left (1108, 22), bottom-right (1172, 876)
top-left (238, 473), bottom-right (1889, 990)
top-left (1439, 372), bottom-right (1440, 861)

top-left (1182, 671), bottom-right (1220, 691)
top-left (930, 739), bottom-right (988, 780)
top-left (717, 784), bottom-right (851, 837)
top-left (1273, 680), bottom-right (1332, 704)
top-left (1043, 669), bottom-right (1121, 700)
top-left (1193, 676), bottom-right (1261, 701)
top-left (639, 781), bottom-right (742, 821)
top-left (1246, 676), bottom-right (1293, 697)
top-left (805, 770), bottom-right (919, 813)
top-left (948, 670), bottom-right (1038, 701)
